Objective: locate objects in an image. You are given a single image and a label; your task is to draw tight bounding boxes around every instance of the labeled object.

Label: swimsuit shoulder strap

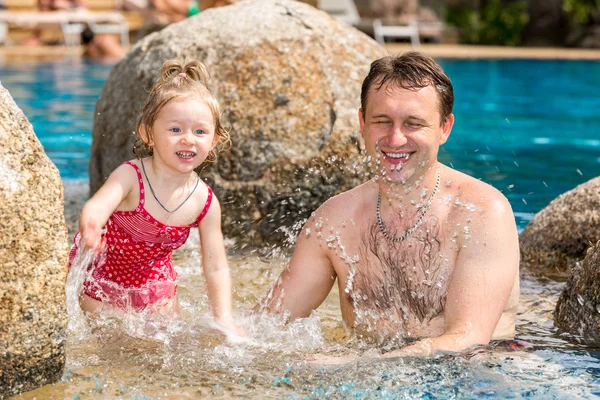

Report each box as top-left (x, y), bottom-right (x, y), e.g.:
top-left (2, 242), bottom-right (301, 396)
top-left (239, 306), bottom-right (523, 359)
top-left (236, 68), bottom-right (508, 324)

top-left (123, 161), bottom-right (145, 208)
top-left (194, 183), bottom-right (213, 226)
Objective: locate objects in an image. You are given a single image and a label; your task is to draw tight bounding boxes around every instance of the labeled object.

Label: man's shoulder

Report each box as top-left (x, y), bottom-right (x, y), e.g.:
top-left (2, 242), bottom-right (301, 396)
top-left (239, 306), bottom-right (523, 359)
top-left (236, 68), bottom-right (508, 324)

top-left (313, 180), bottom-right (375, 220)
top-left (446, 167), bottom-right (511, 213)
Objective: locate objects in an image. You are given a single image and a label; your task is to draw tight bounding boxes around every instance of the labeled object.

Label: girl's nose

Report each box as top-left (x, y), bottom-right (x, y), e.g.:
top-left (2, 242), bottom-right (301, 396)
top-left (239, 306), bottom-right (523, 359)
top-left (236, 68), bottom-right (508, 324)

top-left (180, 131), bottom-right (193, 145)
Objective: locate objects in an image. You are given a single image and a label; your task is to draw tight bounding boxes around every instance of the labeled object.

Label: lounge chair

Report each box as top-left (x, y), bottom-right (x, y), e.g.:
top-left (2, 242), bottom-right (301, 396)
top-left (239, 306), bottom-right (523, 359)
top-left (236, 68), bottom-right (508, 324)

top-left (318, 0), bottom-right (442, 47)
top-left (373, 18), bottom-right (419, 46)
top-left (0, 9), bottom-right (129, 45)
top-left (0, 20), bottom-right (7, 43)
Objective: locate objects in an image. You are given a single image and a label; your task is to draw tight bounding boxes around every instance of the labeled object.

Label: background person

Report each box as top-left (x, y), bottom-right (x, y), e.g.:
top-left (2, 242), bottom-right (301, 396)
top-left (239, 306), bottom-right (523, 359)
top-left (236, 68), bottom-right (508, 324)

top-left (130, 0), bottom-right (240, 38)
top-left (22, 0), bottom-right (87, 45)
top-left (81, 27), bottom-right (125, 63)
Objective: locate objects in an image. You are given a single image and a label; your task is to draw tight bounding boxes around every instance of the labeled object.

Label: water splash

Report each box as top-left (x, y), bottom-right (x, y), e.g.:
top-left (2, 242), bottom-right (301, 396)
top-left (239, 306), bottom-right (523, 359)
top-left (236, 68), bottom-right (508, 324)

top-left (66, 246), bottom-right (99, 340)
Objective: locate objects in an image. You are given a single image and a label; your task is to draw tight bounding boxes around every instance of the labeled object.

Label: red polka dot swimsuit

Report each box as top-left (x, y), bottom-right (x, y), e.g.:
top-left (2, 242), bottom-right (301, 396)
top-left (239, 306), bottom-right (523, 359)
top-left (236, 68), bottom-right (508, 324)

top-left (69, 161), bottom-right (212, 310)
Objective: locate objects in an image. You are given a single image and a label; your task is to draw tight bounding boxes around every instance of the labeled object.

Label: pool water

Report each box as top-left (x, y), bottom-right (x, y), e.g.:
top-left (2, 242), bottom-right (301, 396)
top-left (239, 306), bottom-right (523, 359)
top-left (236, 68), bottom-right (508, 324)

top-left (2, 57), bottom-right (600, 399)
top-left (0, 60), bottom-right (112, 181)
top-left (1, 58), bottom-right (599, 230)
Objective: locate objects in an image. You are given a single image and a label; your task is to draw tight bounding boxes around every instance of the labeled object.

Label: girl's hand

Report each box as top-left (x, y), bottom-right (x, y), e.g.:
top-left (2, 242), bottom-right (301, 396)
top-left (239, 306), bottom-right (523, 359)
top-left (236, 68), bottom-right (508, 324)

top-left (81, 220), bottom-right (105, 253)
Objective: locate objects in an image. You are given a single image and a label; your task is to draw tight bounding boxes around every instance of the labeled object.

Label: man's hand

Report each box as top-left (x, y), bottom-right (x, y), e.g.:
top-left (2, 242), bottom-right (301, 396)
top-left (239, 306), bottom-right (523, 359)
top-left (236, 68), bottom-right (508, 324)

top-left (306, 353), bottom-right (361, 365)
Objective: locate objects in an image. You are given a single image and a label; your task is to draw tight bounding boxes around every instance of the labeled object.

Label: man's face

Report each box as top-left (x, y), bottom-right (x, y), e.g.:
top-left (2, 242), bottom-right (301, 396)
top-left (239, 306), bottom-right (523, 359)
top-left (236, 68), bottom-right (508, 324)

top-left (359, 81), bottom-right (454, 185)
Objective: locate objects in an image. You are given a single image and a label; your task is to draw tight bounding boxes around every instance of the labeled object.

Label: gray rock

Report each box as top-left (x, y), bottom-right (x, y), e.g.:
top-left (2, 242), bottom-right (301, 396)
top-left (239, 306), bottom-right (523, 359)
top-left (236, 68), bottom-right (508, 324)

top-left (555, 240), bottom-right (600, 340)
top-left (63, 180), bottom-right (89, 242)
top-left (89, 0), bottom-right (386, 247)
top-left (0, 84), bottom-right (68, 398)
top-left (520, 177), bottom-right (600, 277)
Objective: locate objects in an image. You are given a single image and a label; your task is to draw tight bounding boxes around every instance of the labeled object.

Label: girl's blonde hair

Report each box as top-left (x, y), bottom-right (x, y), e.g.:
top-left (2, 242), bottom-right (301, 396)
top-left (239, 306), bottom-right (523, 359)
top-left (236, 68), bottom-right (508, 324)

top-left (133, 59), bottom-right (231, 163)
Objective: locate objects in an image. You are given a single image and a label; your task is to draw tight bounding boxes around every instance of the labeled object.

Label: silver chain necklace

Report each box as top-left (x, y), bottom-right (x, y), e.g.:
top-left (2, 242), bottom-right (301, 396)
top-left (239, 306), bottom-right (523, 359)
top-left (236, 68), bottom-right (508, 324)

top-left (376, 168), bottom-right (441, 243)
top-left (140, 158), bottom-right (200, 215)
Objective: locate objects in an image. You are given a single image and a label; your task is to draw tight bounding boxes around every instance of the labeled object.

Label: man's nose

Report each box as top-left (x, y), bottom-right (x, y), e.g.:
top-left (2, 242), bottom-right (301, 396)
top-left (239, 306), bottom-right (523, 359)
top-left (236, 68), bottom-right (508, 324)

top-left (387, 126), bottom-right (407, 147)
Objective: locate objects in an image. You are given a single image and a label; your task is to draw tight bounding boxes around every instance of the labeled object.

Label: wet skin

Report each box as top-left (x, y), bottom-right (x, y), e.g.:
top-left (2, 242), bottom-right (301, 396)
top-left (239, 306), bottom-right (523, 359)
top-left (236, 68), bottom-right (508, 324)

top-left (261, 82), bottom-right (520, 357)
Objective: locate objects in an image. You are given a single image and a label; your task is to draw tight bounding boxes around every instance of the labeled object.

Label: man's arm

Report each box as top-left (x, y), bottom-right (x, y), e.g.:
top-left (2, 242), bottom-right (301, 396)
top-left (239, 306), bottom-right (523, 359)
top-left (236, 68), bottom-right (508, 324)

top-left (258, 213), bottom-right (338, 321)
top-left (385, 194), bottom-right (520, 357)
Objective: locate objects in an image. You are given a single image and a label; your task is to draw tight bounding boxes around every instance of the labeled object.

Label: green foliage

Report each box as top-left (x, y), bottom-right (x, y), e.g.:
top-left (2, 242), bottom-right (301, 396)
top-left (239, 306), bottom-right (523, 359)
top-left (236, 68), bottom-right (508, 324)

top-left (446, 0), bottom-right (529, 46)
top-left (563, 0), bottom-right (600, 25)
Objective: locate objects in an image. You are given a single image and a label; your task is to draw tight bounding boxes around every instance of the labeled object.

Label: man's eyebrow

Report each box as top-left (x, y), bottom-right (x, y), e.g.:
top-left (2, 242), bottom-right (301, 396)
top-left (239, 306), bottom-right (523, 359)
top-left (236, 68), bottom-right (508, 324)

top-left (370, 113), bottom-right (391, 119)
top-left (406, 116), bottom-right (427, 122)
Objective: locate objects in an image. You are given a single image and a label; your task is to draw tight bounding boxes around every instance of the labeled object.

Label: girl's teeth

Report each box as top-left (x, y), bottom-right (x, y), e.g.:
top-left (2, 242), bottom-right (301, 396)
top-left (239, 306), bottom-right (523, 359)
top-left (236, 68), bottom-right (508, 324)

top-left (177, 152), bottom-right (194, 159)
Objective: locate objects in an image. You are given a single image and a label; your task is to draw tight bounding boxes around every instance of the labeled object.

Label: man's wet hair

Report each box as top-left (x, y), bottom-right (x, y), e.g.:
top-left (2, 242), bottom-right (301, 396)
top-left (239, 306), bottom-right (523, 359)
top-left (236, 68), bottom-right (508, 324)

top-left (81, 26), bottom-right (95, 45)
top-left (360, 51), bottom-right (454, 125)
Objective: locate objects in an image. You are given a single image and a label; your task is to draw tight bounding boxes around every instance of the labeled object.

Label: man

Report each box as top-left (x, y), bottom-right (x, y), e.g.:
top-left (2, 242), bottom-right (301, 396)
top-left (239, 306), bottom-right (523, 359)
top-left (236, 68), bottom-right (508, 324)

top-left (259, 52), bottom-right (520, 358)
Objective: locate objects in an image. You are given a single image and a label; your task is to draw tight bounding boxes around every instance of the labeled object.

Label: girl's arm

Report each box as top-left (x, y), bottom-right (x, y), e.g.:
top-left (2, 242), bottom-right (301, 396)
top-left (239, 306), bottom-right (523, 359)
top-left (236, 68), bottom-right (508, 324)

top-left (78, 164), bottom-right (136, 251)
top-left (197, 194), bottom-right (240, 334)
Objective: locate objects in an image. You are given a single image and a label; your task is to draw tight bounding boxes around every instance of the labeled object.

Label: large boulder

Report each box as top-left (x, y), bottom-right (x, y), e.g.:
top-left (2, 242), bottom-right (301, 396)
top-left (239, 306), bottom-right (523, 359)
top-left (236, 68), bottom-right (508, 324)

top-left (519, 177), bottom-right (600, 277)
top-left (555, 240), bottom-right (600, 340)
top-left (89, 0), bottom-right (386, 247)
top-left (0, 84), bottom-right (68, 398)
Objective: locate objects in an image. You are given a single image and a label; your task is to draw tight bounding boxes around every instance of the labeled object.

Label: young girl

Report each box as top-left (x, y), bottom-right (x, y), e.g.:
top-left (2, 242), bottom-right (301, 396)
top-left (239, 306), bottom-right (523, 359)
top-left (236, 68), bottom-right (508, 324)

top-left (70, 59), bottom-right (239, 333)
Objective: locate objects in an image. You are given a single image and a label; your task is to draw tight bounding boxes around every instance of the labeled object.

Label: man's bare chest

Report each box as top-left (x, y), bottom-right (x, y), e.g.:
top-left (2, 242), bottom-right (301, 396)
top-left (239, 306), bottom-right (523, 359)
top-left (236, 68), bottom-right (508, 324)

top-left (329, 221), bottom-right (458, 325)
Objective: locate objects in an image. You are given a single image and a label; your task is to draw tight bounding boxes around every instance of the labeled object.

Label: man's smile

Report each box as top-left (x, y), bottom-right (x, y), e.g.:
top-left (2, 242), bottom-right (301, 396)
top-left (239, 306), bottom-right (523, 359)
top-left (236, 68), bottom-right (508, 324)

top-left (383, 152), bottom-right (410, 159)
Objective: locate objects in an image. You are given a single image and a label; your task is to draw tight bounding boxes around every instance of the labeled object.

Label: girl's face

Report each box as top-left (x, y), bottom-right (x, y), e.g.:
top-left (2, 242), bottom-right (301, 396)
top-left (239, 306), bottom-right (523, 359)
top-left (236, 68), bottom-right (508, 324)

top-left (143, 97), bottom-right (218, 173)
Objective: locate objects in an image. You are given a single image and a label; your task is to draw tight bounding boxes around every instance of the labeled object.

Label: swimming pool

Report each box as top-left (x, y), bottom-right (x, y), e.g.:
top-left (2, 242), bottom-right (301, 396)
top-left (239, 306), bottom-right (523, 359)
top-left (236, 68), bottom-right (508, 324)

top-left (1, 58), bottom-right (598, 231)
top-left (2, 58), bottom-right (600, 398)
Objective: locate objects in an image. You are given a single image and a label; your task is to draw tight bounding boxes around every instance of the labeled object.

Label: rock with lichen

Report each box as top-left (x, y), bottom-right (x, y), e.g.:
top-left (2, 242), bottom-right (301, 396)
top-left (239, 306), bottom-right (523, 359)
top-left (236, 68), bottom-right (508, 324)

top-left (555, 240), bottom-right (600, 340)
top-left (0, 83), bottom-right (68, 398)
top-left (89, 0), bottom-right (386, 247)
top-left (519, 177), bottom-right (600, 277)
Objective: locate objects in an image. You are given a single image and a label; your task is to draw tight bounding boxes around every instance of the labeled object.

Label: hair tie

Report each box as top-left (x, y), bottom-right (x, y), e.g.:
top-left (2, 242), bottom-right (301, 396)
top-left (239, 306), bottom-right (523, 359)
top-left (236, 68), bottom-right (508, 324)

top-left (178, 73), bottom-right (187, 78)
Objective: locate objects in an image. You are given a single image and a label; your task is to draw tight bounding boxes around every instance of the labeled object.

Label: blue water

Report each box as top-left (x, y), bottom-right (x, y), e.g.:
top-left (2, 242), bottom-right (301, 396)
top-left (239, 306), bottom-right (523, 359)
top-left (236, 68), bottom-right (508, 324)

top-left (1, 57), bottom-right (600, 399)
top-left (1, 58), bottom-right (598, 232)
top-left (0, 60), bottom-right (112, 181)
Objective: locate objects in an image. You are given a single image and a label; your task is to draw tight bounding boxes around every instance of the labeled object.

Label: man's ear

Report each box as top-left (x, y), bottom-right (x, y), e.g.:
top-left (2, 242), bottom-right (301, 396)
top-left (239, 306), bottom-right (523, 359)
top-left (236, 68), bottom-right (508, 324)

top-left (139, 124), bottom-right (153, 146)
top-left (439, 114), bottom-right (454, 145)
top-left (358, 108), bottom-right (365, 139)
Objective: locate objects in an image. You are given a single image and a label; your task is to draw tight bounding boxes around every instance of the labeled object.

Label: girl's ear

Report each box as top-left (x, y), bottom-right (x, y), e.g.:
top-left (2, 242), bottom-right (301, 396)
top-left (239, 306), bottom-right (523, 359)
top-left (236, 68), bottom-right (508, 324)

top-left (212, 131), bottom-right (220, 148)
top-left (139, 124), bottom-right (154, 146)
